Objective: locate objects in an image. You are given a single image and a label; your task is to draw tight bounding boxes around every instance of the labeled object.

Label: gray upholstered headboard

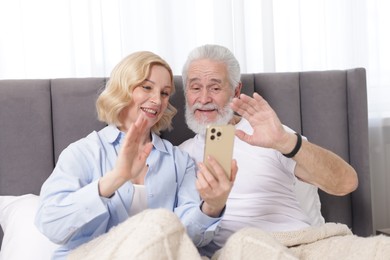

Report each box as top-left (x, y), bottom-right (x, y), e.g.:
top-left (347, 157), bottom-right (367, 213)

top-left (0, 68), bottom-right (373, 247)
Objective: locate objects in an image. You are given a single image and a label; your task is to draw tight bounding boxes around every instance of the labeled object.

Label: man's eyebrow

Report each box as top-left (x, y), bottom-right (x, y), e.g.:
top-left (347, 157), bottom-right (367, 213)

top-left (188, 77), bottom-right (222, 84)
top-left (209, 78), bottom-right (222, 84)
top-left (188, 77), bottom-right (200, 84)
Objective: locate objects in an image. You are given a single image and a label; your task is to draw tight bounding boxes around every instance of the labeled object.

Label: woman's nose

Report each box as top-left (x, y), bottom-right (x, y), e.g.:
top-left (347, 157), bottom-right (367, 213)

top-left (150, 92), bottom-right (161, 104)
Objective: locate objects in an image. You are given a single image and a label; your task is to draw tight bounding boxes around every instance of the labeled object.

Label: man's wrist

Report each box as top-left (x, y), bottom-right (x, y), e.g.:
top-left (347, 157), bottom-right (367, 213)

top-left (200, 201), bottom-right (225, 218)
top-left (282, 132), bottom-right (302, 158)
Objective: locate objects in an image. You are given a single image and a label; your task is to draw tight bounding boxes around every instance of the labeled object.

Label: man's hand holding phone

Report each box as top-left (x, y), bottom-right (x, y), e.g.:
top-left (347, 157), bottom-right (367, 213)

top-left (196, 124), bottom-right (237, 218)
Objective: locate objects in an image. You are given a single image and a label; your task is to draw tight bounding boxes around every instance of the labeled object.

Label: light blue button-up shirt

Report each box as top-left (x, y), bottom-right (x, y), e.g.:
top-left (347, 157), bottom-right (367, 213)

top-left (35, 125), bottom-right (221, 259)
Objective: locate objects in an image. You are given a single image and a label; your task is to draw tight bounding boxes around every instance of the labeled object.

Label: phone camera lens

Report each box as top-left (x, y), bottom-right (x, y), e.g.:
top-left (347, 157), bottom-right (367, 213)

top-left (217, 131), bottom-right (222, 137)
top-left (210, 135), bottom-right (215, 140)
top-left (211, 128), bottom-right (216, 133)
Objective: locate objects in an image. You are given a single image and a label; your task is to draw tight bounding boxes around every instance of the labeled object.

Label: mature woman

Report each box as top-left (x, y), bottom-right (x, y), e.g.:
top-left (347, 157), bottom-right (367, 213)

top-left (35, 51), bottom-right (237, 259)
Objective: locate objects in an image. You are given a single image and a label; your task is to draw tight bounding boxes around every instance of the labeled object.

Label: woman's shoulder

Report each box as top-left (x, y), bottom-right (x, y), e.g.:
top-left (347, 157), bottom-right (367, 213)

top-left (62, 126), bottom-right (113, 156)
top-left (69, 131), bottom-right (103, 149)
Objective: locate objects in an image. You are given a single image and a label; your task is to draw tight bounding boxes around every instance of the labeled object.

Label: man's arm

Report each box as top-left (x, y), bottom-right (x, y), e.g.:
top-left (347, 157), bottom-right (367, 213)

top-left (283, 132), bottom-right (358, 196)
top-left (230, 93), bottom-right (358, 196)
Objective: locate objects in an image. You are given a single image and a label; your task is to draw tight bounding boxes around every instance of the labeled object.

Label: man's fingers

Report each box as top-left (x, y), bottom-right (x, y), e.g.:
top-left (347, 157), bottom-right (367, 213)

top-left (235, 129), bottom-right (255, 145)
top-left (196, 170), bottom-right (211, 191)
top-left (231, 94), bottom-right (258, 116)
top-left (198, 162), bottom-right (218, 185)
top-left (204, 156), bottom-right (231, 182)
top-left (230, 159), bottom-right (238, 182)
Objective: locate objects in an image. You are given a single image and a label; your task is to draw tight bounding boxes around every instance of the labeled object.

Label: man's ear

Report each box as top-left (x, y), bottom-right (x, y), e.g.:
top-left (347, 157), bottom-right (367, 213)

top-left (234, 82), bottom-right (242, 98)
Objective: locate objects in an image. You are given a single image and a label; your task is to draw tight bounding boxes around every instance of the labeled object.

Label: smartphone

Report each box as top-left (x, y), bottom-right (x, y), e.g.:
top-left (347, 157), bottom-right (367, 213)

top-left (204, 124), bottom-right (235, 179)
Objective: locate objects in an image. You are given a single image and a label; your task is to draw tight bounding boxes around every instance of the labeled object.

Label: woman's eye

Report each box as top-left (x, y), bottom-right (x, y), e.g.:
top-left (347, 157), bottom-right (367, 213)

top-left (161, 91), bottom-right (170, 97)
top-left (142, 85), bottom-right (152, 90)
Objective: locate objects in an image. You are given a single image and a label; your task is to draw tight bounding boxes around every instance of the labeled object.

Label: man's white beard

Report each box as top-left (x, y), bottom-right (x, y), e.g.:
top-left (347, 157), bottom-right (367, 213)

top-left (185, 101), bottom-right (234, 135)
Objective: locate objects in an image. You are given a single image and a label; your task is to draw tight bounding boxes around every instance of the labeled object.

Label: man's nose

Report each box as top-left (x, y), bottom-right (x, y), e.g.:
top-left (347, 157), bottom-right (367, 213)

top-left (198, 88), bottom-right (212, 103)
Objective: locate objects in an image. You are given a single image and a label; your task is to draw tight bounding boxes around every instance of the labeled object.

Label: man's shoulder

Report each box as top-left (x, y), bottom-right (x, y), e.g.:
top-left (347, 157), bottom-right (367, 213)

top-left (178, 135), bottom-right (198, 150)
top-left (178, 134), bottom-right (204, 163)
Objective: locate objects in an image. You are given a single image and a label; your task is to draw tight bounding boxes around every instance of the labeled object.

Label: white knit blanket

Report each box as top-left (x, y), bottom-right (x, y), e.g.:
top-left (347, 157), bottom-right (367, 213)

top-left (69, 209), bottom-right (202, 260)
top-left (213, 223), bottom-right (390, 260)
top-left (69, 210), bottom-right (390, 260)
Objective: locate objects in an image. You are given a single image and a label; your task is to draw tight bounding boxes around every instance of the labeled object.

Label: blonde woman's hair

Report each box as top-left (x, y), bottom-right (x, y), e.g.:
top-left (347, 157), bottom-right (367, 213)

top-left (96, 51), bottom-right (177, 134)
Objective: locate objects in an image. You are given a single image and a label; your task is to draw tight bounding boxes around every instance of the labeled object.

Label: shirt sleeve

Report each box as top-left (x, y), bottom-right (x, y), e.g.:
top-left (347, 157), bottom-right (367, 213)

top-left (35, 140), bottom-right (110, 245)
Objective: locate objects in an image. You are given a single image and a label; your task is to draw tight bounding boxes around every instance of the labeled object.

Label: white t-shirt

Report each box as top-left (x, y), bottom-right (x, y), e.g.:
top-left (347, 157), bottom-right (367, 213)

top-left (180, 118), bottom-right (320, 252)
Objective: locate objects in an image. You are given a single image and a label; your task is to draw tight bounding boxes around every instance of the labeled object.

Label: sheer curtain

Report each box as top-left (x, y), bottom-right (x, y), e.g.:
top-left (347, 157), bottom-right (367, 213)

top-left (0, 0), bottom-right (389, 231)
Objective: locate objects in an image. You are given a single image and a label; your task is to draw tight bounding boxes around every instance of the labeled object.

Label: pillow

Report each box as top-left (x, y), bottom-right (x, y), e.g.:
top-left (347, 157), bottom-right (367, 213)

top-left (294, 179), bottom-right (325, 226)
top-left (0, 194), bottom-right (59, 260)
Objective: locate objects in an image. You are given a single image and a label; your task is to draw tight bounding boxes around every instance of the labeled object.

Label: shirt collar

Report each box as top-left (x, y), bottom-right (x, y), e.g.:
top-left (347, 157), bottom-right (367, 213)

top-left (102, 124), bottom-right (123, 144)
top-left (151, 132), bottom-right (169, 154)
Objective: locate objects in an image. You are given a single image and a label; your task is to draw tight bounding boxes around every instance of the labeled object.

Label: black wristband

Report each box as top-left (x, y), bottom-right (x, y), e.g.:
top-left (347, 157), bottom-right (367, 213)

top-left (282, 133), bottom-right (302, 158)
